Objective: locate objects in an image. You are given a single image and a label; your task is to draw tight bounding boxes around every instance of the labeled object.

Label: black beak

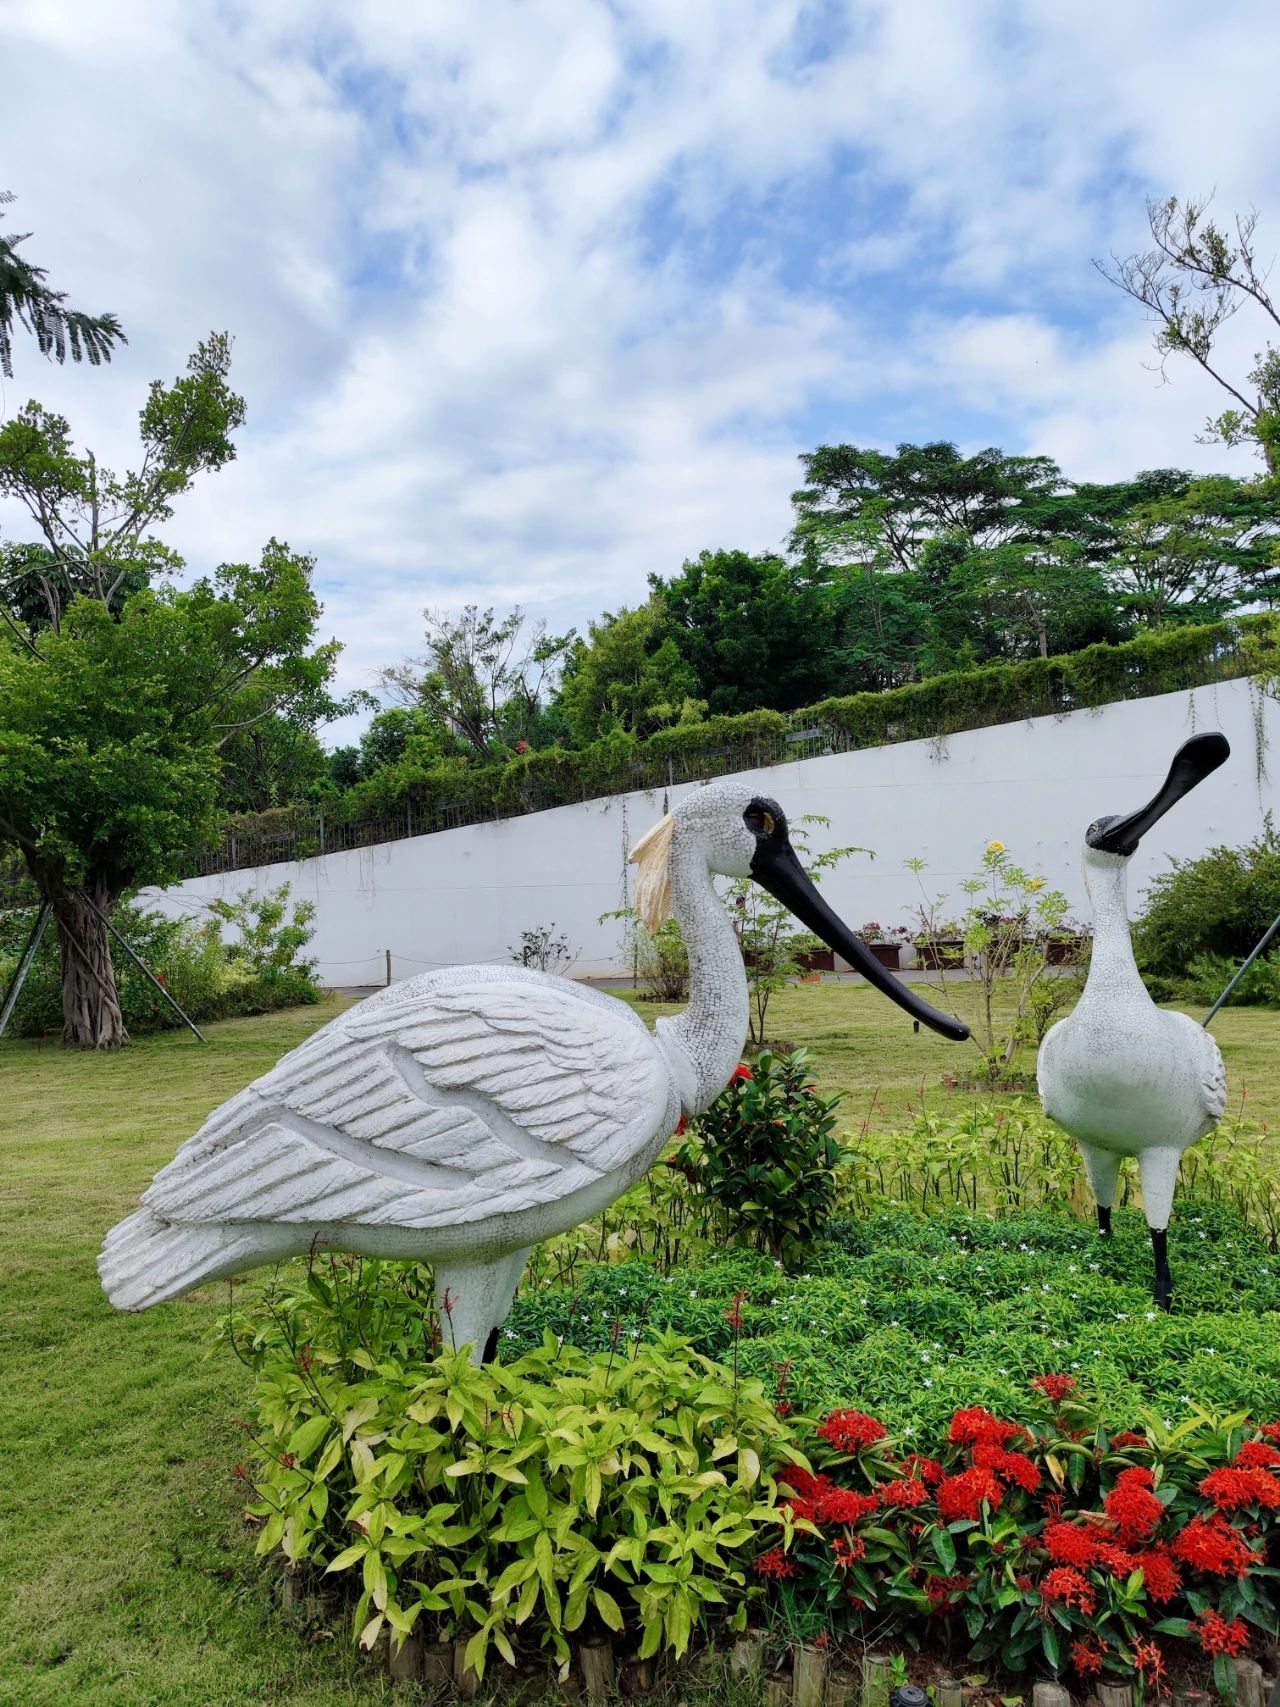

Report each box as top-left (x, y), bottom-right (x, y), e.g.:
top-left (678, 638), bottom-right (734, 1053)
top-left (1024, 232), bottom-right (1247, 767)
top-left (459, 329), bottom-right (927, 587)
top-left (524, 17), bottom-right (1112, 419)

top-left (1087, 732), bottom-right (1230, 855)
top-left (750, 840), bottom-right (970, 1041)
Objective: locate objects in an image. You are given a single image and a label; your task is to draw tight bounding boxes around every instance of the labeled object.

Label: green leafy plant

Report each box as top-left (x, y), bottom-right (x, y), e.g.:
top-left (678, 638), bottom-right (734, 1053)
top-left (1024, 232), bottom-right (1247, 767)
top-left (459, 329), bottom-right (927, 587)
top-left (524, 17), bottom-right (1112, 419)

top-left (508, 923), bottom-right (579, 976)
top-left (224, 1294), bottom-right (791, 1680)
top-left (908, 841), bottom-right (1077, 1085)
top-left (675, 1049), bottom-right (846, 1264)
top-left (602, 907), bottom-right (690, 1001)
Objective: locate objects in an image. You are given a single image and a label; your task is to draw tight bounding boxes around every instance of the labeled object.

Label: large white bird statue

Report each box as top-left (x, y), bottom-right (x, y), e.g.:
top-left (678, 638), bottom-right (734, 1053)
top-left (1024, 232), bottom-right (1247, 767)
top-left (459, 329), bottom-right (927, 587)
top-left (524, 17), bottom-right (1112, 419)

top-left (1037, 732), bottom-right (1231, 1310)
top-left (100, 781), bottom-right (968, 1358)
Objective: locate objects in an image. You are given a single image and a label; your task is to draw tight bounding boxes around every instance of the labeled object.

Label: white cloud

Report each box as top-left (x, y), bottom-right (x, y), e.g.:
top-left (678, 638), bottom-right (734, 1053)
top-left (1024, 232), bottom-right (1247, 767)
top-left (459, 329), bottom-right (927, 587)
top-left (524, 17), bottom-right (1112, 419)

top-left (2, 0), bottom-right (1277, 747)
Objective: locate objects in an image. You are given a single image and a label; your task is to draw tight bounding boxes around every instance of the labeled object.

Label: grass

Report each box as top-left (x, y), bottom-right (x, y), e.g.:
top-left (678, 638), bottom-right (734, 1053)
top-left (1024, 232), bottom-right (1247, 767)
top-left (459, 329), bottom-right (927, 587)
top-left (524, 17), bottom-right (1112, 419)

top-left (1, 983), bottom-right (1277, 1703)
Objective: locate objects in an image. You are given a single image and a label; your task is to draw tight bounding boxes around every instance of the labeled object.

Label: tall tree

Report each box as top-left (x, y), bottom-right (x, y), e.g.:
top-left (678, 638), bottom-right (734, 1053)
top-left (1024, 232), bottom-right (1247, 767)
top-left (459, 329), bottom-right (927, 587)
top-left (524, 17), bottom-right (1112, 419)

top-left (649, 549), bottom-right (832, 714)
top-left (0, 191), bottom-right (126, 376)
top-left (555, 603), bottom-right (700, 743)
top-left (1105, 476), bottom-right (1271, 628)
top-left (0, 338), bottom-right (334, 1048)
top-left (1098, 195), bottom-right (1280, 475)
top-left (381, 605), bottom-right (574, 760)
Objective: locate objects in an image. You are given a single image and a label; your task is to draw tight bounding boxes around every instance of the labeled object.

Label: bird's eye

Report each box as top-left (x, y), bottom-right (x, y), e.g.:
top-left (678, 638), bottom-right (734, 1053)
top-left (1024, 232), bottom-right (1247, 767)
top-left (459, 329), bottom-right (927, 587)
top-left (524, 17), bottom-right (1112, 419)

top-left (1088, 820), bottom-right (1099, 836)
top-left (744, 806), bottom-right (776, 836)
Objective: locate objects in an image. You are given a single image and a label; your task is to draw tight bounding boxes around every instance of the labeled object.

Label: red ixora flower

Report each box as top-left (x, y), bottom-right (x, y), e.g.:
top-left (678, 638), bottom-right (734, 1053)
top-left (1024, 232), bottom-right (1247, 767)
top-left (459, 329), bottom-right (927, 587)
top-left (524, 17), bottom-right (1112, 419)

top-left (1199, 1466), bottom-right (1280, 1512)
top-left (879, 1478), bottom-right (930, 1508)
top-left (1131, 1640), bottom-right (1166, 1684)
top-left (938, 1466), bottom-right (1004, 1522)
top-left (1031, 1373), bottom-right (1077, 1402)
top-left (1172, 1515), bottom-right (1258, 1578)
top-left (973, 1440), bottom-right (1040, 1492)
top-left (899, 1453), bottom-right (944, 1486)
top-left (1235, 1441), bottom-right (1280, 1470)
top-left (1070, 1639), bottom-right (1108, 1677)
top-left (817, 1409), bottom-right (888, 1452)
top-left (1040, 1566), bottom-right (1097, 1614)
top-left (753, 1546), bottom-right (798, 1579)
top-left (1111, 1430), bottom-right (1150, 1448)
top-left (924, 1573), bottom-right (971, 1606)
top-left (1104, 1465), bottom-right (1164, 1541)
top-left (1259, 1422), bottom-right (1280, 1445)
top-left (1043, 1521), bottom-right (1099, 1568)
top-left (731, 1063), bottom-right (754, 1082)
top-left (1132, 1547), bottom-right (1182, 1603)
top-left (1194, 1610), bottom-right (1250, 1657)
top-left (816, 1486), bottom-right (879, 1525)
top-left (831, 1534), bottom-right (866, 1567)
top-left (948, 1406), bottom-right (1022, 1447)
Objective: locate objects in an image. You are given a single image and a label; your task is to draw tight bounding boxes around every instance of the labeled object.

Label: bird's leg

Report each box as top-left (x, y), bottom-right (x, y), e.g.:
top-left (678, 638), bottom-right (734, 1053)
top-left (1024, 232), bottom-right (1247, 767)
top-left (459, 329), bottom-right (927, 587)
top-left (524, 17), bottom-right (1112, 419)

top-left (1078, 1143), bottom-right (1121, 1239)
top-left (1151, 1227), bottom-right (1173, 1312)
top-left (1137, 1145), bottom-right (1181, 1314)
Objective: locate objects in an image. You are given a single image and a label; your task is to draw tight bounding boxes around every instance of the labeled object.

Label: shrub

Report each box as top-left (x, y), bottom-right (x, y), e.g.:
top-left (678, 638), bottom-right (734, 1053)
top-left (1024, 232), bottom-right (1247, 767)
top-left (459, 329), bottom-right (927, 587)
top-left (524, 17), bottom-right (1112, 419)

top-left (224, 1295), bottom-right (791, 1678)
top-left (761, 1388), bottom-right (1280, 1689)
top-left (507, 923), bottom-right (578, 975)
top-left (1134, 819), bottom-right (1280, 996)
top-left (675, 1050), bottom-right (846, 1264)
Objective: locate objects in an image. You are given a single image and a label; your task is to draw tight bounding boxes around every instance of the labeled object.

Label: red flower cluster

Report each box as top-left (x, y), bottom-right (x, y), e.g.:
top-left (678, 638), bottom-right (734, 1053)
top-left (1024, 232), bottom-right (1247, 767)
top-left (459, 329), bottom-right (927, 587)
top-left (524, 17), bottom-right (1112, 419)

top-left (1259, 1421), bottom-right (1280, 1444)
top-left (879, 1477), bottom-right (930, 1507)
top-left (1104, 1465), bottom-right (1163, 1541)
top-left (1070, 1638), bottom-right (1108, 1677)
top-left (753, 1546), bottom-right (798, 1579)
top-left (938, 1466), bottom-right (1004, 1521)
top-left (1235, 1440), bottom-right (1280, 1470)
top-left (1199, 1465), bottom-right (1280, 1511)
top-left (817, 1486), bottom-right (879, 1524)
top-left (730, 1063), bottom-right (753, 1082)
top-left (1131, 1639), bottom-right (1166, 1684)
top-left (1040, 1566), bottom-right (1096, 1614)
top-left (1044, 1521), bottom-right (1099, 1567)
top-left (1172, 1514), bottom-right (1259, 1578)
top-left (1031, 1373), bottom-right (1077, 1402)
top-left (817, 1409), bottom-right (888, 1451)
top-left (973, 1439), bottom-right (1040, 1492)
top-left (831, 1535), bottom-right (866, 1567)
top-left (899, 1453), bottom-right (944, 1485)
top-left (924, 1573), bottom-right (971, 1606)
top-left (1194, 1610), bottom-right (1249, 1656)
top-left (1111, 1430), bottom-right (1150, 1448)
top-left (948, 1406), bottom-right (1023, 1447)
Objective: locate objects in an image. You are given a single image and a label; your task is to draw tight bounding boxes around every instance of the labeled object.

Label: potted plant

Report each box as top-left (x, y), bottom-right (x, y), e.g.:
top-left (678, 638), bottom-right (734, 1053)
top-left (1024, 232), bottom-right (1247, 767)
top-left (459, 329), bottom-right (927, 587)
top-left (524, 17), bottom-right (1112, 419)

top-left (791, 930), bottom-right (836, 974)
top-left (855, 923), bottom-right (910, 971)
top-left (1041, 922), bottom-right (1090, 966)
top-left (911, 913), bottom-right (966, 970)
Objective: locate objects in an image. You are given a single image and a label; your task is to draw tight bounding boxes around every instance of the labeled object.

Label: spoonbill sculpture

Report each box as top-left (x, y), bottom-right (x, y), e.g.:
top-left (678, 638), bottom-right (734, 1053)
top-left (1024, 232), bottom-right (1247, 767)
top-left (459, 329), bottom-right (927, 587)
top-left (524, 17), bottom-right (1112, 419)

top-left (100, 781), bottom-right (968, 1358)
top-left (1037, 733), bottom-right (1231, 1309)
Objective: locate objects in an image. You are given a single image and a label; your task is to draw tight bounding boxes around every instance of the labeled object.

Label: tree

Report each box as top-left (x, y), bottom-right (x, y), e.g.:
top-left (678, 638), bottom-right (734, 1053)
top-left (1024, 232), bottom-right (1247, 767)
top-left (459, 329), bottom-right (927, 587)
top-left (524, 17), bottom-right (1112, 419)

top-left (1098, 195), bottom-right (1280, 475)
top-left (1105, 476), bottom-right (1271, 629)
top-left (649, 549), bottom-right (832, 714)
top-left (939, 538), bottom-right (1125, 661)
top-left (0, 191), bottom-right (126, 376)
top-left (791, 441), bottom-right (1067, 573)
top-left (381, 605), bottom-right (573, 760)
top-left (555, 602), bottom-right (700, 743)
top-left (0, 338), bottom-right (334, 1048)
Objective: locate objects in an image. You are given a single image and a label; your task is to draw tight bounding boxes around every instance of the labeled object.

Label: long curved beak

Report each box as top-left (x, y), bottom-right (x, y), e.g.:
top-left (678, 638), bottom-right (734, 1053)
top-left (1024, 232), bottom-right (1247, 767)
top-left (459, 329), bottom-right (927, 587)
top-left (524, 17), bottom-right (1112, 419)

top-left (750, 841), bottom-right (970, 1041)
top-left (1088, 732), bottom-right (1230, 855)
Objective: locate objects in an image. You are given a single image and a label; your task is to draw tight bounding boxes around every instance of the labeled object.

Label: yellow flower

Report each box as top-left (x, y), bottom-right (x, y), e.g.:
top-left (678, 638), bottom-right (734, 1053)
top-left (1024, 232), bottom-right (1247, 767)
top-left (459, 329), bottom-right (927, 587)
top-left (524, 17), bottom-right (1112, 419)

top-left (1026, 877), bottom-right (1045, 891)
top-left (986, 839), bottom-right (1006, 854)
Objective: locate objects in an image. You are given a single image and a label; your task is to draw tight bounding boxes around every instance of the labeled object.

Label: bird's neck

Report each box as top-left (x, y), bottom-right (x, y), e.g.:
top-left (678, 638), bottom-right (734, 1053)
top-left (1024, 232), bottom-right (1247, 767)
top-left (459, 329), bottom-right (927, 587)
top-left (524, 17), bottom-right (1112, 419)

top-left (656, 845), bottom-right (749, 1115)
top-left (1081, 860), bottom-right (1143, 997)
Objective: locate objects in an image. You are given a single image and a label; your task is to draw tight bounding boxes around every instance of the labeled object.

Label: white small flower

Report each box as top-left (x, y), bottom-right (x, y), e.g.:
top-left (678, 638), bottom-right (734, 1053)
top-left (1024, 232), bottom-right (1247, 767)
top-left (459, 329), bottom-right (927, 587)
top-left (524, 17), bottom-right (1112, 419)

top-left (923, 1378), bottom-right (933, 1389)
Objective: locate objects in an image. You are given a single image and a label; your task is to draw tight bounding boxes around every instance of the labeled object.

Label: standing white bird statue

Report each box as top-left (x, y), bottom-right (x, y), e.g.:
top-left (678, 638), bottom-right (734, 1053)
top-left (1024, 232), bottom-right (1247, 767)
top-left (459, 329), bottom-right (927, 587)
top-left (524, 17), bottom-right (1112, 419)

top-left (100, 780), bottom-right (968, 1358)
top-left (1037, 732), bottom-right (1231, 1310)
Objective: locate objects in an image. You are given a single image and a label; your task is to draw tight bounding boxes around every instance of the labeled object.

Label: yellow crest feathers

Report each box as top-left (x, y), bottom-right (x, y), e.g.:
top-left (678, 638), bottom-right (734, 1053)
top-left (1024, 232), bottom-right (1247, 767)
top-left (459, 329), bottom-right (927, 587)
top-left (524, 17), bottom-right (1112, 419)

top-left (628, 812), bottom-right (675, 933)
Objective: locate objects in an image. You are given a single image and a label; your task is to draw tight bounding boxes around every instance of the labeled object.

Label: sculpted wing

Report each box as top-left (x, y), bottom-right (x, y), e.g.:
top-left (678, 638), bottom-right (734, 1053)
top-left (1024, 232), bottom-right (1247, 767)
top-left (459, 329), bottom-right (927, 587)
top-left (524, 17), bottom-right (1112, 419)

top-left (140, 975), bottom-right (675, 1233)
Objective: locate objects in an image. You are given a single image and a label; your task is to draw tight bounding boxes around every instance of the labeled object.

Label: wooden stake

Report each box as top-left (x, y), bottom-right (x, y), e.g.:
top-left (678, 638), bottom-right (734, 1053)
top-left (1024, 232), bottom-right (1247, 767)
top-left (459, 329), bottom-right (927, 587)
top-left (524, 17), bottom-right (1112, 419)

top-left (386, 947), bottom-right (392, 986)
top-left (1235, 1661), bottom-right (1267, 1707)
top-left (1033, 1684), bottom-right (1072, 1707)
top-left (936, 1680), bottom-right (965, 1707)
top-left (828, 1679), bottom-right (860, 1707)
top-left (390, 1634), bottom-right (423, 1682)
top-left (765, 1680), bottom-right (791, 1707)
top-left (731, 1635), bottom-right (766, 1677)
top-left (620, 1656), bottom-right (656, 1697)
top-left (863, 1653), bottom-right (894, 1707)
top-left (453, 1637), bottom-right (480, 1700)
top-left (580, 1641), bottom-right (615, 1702)
top-left (794, 1645), bottom-right (828, 1707)
top-left (422, 1642), bottom-right (452, 1687)
top-left (1098, 1684), bottom-right (1135, 1707)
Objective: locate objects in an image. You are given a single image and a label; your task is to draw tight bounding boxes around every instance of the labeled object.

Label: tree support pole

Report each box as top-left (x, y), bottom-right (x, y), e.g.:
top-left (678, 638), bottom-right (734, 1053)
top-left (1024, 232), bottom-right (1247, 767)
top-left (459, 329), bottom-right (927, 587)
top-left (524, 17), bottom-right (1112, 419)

top-left (0, 901), bottom-right (52, 1042)
top-left (81, 893), bottom-right (207, 1043)
top-left (1203, 907), bottom-right (1280, 1026)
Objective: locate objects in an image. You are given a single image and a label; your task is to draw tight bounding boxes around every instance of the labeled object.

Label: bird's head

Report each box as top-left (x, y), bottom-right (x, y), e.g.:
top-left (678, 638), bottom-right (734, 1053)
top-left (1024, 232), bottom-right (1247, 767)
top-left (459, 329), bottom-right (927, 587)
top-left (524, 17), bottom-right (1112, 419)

top-left (1083, 733), bottom-right (1230, 871)
top-left (629, 780), bottom-right (968, 1041)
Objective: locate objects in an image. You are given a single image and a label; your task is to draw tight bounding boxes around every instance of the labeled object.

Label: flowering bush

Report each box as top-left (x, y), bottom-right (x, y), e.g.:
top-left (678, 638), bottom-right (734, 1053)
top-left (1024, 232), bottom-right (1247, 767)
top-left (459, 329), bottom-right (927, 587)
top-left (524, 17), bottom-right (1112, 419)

top-left (756, 1380), bottom-right (1280, 1692)
top-left (674, 1049), bottom-right (846, 1264)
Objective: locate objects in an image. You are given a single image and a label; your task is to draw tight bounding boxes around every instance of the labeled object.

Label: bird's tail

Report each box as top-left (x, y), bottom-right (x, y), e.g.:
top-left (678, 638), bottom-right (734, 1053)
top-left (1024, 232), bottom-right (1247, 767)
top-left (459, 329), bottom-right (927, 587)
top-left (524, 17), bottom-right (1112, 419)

top-left (98, 1209), bottom-right (263, 1310)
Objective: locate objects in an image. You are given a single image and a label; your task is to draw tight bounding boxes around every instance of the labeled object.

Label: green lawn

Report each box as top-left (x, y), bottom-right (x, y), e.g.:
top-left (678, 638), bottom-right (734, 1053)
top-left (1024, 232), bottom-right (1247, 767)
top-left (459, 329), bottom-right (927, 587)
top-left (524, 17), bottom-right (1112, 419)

top-left (1, 985), bottom-right (1277, 1704)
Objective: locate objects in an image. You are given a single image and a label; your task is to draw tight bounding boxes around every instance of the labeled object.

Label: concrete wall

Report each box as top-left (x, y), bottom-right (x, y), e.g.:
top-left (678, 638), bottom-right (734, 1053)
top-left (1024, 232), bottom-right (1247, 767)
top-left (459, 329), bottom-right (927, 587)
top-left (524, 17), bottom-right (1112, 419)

top-left (142, 677), bottom-right (1276, 985)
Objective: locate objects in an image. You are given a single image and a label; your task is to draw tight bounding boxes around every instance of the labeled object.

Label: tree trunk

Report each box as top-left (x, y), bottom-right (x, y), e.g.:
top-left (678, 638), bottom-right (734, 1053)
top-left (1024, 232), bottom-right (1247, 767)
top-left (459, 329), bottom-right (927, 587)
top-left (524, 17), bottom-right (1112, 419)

top-left (54, 887), bottom-right (128, 1049)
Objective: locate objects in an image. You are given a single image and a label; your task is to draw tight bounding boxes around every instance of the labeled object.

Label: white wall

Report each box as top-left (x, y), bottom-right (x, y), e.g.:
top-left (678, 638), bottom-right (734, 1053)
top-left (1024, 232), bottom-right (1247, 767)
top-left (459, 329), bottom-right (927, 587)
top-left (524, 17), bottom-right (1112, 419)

top-left (143, 678), bottom-right (1277, 984)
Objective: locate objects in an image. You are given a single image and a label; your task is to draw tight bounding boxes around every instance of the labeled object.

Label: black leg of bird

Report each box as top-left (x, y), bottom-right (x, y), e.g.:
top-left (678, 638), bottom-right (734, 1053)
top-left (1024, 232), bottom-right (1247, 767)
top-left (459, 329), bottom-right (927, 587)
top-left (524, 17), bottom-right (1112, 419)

top-left (1097, 1205), bottom-right (1112, 1238)
top-left (1151, 1227), bottom-right (1172, 1312)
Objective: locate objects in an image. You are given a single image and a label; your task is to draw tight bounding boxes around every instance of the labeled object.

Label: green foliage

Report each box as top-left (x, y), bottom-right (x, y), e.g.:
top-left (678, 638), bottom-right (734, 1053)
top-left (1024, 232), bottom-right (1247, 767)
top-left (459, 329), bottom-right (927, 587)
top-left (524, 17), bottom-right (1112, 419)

top-left (676, 1050), bottom-right (846, 1264)
top-left (907, 840), bottom-right (1080, 1083)
top-left (602, 909), bottom-right (690, 1002)
top-left (224, 1297), bottom-right (790, 1677)
top-left (0, 889), bottom-right (321, 1036)
top-left (208, 614), bottom-right (1267, 872)
top-left (0, 189), bottom-right (125, 377)
top-left (558, 602), bottom-right (701, 742)
top-left (1133, 819), bottom-right (1280, 993)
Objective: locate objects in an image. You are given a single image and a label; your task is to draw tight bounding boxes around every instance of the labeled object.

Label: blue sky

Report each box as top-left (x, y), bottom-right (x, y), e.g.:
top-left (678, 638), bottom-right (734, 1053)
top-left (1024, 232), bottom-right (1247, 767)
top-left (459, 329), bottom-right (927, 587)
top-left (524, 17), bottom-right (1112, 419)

top-left (2, 0), bottom-right (1278, 742)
